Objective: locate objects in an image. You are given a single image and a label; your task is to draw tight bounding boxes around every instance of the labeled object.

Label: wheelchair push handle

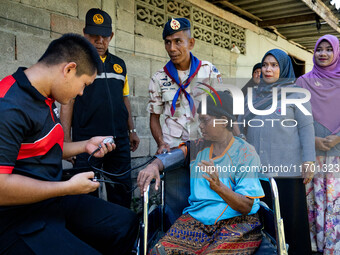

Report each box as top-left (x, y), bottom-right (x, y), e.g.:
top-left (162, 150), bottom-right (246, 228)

top-left (142, 185), bottom-right (150, 255)
top-left (269, 178), bottom-right (288, 255)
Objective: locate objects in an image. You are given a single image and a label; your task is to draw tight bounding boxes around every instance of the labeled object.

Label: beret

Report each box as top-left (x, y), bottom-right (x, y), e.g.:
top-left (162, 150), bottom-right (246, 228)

top-left (163, 18), bottom-right (191, 39)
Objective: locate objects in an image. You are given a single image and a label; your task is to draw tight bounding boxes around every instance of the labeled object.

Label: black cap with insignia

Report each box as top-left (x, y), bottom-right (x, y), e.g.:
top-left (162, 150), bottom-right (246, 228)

top-left (162, 18), bottom-right (191, 40)
top-left (84, 8), bottom-right (112, 37)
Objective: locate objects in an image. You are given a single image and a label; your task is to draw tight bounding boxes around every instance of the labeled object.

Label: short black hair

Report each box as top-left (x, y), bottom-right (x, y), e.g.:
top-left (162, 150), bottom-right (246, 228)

top-left (38, 33), bottom-right (101, 76)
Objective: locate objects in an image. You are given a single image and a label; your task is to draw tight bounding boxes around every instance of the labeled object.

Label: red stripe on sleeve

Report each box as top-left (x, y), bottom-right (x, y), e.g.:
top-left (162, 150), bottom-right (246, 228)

top-left (0, 75), bottom-right (15, 98)
top-left (17, 124), bottom-right (64, 160)
top-left (0, 166), bottom-right (14, 174)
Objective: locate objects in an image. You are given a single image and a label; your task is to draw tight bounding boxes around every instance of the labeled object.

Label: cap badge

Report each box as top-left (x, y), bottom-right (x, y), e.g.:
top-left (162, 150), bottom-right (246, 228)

top-left (170, 18), bottom-right (180, 30)
top-left (114, 64), bottom-right (123, 74)
top-left (93, 14), bottom-right (104, 24)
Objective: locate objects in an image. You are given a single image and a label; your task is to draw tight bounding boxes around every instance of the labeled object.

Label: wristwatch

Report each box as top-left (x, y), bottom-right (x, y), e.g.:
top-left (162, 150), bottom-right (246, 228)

top-left (129, 128), bottom-right (137, 134)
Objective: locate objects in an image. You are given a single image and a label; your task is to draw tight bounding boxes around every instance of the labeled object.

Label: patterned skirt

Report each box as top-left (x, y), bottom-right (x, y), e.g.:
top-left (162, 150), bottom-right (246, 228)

top-left (149, 213), bottom-right (262, 255)
top-left (306, 156), bottom-right (340, 255)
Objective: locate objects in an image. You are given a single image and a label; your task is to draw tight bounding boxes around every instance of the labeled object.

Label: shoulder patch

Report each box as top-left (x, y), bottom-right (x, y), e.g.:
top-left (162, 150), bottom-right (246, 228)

top-left (113, 64), bottom-right (123, 74)
top-left (212, 65), bottom-right (219, 73)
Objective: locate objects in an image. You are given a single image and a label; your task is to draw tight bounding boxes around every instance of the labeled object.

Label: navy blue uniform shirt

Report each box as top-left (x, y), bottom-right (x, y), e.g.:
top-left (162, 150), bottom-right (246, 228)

top-left (72, 52), bottom-right (129, 140)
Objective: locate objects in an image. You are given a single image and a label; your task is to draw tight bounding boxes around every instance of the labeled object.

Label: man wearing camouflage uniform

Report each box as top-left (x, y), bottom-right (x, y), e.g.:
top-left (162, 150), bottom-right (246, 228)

top-left (148, 18), bottom-right (222, 153)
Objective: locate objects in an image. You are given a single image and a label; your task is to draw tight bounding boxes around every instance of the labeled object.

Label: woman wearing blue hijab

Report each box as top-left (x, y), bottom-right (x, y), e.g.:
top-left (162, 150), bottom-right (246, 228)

top-left (239, 49), bottom-right (315, 255)
top-left (243, 49), bottom-right (296, 123)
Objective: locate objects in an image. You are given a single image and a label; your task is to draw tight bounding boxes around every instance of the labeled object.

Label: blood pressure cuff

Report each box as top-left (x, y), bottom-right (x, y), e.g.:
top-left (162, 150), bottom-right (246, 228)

top-left (155, 148), bottom-right (185, 172)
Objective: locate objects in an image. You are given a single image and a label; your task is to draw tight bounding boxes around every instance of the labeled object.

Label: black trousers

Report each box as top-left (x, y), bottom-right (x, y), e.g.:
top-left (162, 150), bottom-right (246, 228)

top-left (75, 136), bottom-right (132, 208)
top-left (261, 178), bottom-right (312, 255)
top-left (0, 195), bottom-right (138, 255)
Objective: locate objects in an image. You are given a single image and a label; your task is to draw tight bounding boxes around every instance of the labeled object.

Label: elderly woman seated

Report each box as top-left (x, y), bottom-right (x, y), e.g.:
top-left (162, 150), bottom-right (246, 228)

top-left (138, 91), bottom-right (264, 255)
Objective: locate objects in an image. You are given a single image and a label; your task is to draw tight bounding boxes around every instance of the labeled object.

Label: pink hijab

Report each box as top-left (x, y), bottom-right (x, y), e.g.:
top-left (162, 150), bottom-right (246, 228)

top-left (296, 34), bottom-right (340, 134)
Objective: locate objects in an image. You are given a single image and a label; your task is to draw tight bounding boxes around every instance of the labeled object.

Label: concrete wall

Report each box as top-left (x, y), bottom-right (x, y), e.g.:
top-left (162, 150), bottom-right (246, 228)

top-left (0, 0), bottom-right (315, 163)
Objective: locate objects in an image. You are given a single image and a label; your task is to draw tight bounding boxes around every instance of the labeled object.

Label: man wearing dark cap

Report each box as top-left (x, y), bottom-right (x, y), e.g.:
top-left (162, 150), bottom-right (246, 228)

top-left (241, 62), bottom-right (261, 96)
top-left (148, 18), bottom-right (222, 154)
top-left (61, 9), bottom-right (140, 208)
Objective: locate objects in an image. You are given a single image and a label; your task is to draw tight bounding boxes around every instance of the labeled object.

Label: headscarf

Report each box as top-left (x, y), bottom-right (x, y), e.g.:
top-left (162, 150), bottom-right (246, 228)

top-left (241, 63), bottom-right (261, 96)
top-left (243, 49), bottom-right (296, 122)
top-left (252, 62), bottom-right (262, 74)
top-left (296, 34), bottom-right (340, 134)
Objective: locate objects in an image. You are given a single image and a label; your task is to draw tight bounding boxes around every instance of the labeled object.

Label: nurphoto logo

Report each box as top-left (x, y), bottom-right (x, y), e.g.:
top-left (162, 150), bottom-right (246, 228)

top-left (199, 83), bottom-right (312, 128)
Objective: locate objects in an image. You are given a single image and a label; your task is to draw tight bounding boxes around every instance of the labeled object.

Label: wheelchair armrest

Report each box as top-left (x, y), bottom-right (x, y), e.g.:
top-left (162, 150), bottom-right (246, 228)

top-left (258, 201), bottom-right (276, 244)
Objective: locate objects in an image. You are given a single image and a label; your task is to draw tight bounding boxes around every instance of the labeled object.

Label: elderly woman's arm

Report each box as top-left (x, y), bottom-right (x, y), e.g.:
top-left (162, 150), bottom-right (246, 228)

top-left (137, 158), bottom-right (163, 194)
top-left (213, 181), bottom-right (254, 215)
top-left (137, 146), bottom-right (187, 195)
top-left (198, 160), bottom-right (254, 215)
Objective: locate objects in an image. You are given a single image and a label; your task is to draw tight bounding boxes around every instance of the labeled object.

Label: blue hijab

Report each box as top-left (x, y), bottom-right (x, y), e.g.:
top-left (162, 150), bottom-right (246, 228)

top-left (243, 49), bottom-right (296, 123)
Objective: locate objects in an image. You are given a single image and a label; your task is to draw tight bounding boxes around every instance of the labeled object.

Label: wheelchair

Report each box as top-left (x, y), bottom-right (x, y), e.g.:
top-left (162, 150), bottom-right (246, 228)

top-left (138, 166), bottom-right (288, 255)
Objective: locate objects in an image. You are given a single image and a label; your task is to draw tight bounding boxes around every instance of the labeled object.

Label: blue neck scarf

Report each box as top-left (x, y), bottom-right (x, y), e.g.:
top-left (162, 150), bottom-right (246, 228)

top-left (163, 52), bottom-right (201, 117)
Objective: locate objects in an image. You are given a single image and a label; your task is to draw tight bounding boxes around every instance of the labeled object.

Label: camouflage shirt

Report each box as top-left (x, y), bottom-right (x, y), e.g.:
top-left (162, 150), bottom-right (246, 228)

top-left (148, 61), bottom-right (222, 148)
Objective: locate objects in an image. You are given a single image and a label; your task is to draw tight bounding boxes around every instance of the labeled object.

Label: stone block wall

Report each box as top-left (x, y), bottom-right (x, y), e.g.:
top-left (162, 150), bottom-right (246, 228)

top-left (0, 0), bottom-right (240, 161)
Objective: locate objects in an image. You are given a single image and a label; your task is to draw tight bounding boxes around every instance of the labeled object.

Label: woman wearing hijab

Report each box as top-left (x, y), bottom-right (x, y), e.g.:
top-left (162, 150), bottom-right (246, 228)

top-left (296, 34), bottom-right (340, 254)
top-left (241, 62), bottom-right (262, 96)
top-left (239, 49), bottom-right (315, 255)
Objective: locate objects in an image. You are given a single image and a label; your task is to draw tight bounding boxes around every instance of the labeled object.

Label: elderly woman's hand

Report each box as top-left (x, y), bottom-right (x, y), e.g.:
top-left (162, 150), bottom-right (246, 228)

top-left (137, 159), bottom-right (162, 196)
top-left (198, 159), bottom-right (221, 192)
top-left (198, 160), bottom-right (254, 215)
